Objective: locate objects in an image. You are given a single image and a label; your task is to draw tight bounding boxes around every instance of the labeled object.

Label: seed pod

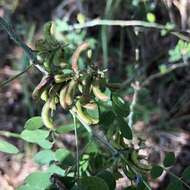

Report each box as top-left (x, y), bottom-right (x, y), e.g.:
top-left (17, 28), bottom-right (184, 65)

top-left (130, 150), bottom-right (152, 171)
top-left (41, 100), bottom-right (55, 129)
top-left (82, 101), bottom-right (98, 110)
top-left (59, 86), bottom-right (69, 110)
top-left (92, 80), bottom-right (109, 101)
top-left (32, 75), bottom-right (53, 100)
top-left (75, 100), bottom-right (98, 125)
top-left (49, 97), bottom-right (57, 110)
top-left (81, 74), bottom-right (92, 96)
top-left (54, 74), bottom-right (72, 83)
top-left (40, 89), bottom-right (49, 102)
top-left (65, 79), bottom-right (78, 107)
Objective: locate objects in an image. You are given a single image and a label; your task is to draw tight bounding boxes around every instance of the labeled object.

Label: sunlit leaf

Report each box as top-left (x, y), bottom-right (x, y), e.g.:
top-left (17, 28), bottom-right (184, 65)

top-left (24, 116), bottom-right (43, 130)
top-left (0, 140), bottom-right (19, 154)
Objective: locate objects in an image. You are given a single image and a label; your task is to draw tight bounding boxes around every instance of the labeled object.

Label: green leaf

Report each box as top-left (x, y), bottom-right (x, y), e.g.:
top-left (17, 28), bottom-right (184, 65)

top-left (167, 177), bottom-right (183, 190)
top-left (97, 170), bottom-right (116, 190)
top-left (182, 166), bottom-right (190, 182)
top-left (117, 117), bottom-right (133, 140)
top-left (24, 116), bottom-right (43, 130)
top-left (85, 141), bottom-right (99, 154)
top-left (55, 148), bottom-right (74, 166)
top-left (151, 165), bottom-right (163, 179)
top-left (56, 123), bottom-right (75, 134)
top-left (47, 164), bottom-right (65, 176)
top-left (79, 176), bottom-right (109, 190)
top-left (23, 172), bottom-right (51, 190)
top-left (112, 94), bottom-right (129, 117)
top-left (34, 150), bottom-right (55, 165)
top-left (0, 140), bottom-right (19, 154)
top-left (21, 129), bottom-right (52, 149)
top-left (99, 111), bottom-right (115, 130)
top-left (163, 152), bottom-right (176, 167)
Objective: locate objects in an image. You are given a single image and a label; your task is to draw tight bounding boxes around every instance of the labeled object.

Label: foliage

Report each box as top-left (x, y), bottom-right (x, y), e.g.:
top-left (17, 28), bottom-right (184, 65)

top-left (0, 1), bottom-right (190, 189)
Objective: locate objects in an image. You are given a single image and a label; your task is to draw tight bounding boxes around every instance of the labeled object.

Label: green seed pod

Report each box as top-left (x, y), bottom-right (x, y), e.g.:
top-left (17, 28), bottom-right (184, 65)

top-left (41, 100), bottom-right (55, 130)
top-left (49, 97), bottom-right (57, 110)
top-left (92, 80), bottom-right (109, 102)
top-left (40, 89), bottom-right (49, 102)
top-left (65, 79), bottom-right (78, 107)
top-left (82, 101), bottom-right (98, 110)
top-left (54, 74), bottom-right (72, 83)
top-left (75, 100), bottom-right (98, 125)
top-left (59, 86), bottom-right (69, 110)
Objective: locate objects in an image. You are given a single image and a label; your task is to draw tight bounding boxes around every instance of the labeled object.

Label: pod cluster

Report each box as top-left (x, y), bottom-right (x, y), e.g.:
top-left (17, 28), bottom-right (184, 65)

top-left (32, 22), bottom-right (111, 129)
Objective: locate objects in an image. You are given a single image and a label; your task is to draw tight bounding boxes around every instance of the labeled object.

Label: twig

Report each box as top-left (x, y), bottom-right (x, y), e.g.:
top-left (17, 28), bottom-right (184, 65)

top-left (0, 17), bottom-right (47, 75)
top-left (127, 81), bottom-right (140, 128)
top-left (72, 113), bottom-right (80, 180)
top-left (70, 110), bottom-right (118, 155)
top-left (0, 131), bottom-right (21, 139)
top-left (165, 168), bottom-right (190, 189)
top-left (0, 64), bottom-right (33, 88)
top-left (0, 17), bottom-right (37, 64)
top-left (141, 62), bottom-right (189, 87)
top-left (59, 19), bottom-right (190, 41)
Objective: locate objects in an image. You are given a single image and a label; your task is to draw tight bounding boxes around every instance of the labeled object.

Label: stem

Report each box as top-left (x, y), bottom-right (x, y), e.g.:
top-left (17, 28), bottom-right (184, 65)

top-left (127, 81), bottom-right (140, 128)
top-left (0, 64), bottom-right (33, 88)
top-left (0, 17), bottom-right (37, 64)
top-left (141, 61), bottom-right (189, 87)
top-left (0, 17), bottom-right (47, 75)
top-left (70, 110), bottom-right (118, 156)
top-left (0, 131), bottom-right (21, 139)
top-left (165, 169), bottom-right (190, 189)
top-left (59, 19), bottom-right (190, 41)
top-left (73, 114), bottom-right (80, 180)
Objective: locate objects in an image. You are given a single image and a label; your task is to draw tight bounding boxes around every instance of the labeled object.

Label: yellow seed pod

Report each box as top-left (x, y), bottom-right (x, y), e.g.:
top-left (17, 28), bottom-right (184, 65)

top-left (54, 74), bottom-right (72, 83)
top-left (75, 100), bottom-right (98, 125)
top-left (65, 79), bottom-right (78, 106)
top-left (40, 89), bottom-right (49, 102)
top-left (82, 102), bottom-right (98, 110)
top-left (41, 100), bottom-right (54, 130)
top-left (92, 82), bottom-right (109, 102)
top-left (59, 86), bottom-right (69, 110)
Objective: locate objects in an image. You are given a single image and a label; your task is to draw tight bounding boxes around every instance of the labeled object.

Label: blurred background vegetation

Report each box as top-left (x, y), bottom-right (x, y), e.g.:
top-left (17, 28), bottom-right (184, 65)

top-left (0, 0), bottom-right (190, 189)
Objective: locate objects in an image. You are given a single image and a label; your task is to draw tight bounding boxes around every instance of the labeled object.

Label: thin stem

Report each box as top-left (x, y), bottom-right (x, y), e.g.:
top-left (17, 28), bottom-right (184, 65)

top-left (0, 130), bottom-right (21, 139)
top-left (0, 17), bottom-right (37, 64)
top-left (0, 64), bottom-right (33, 88)
top-left (141, 61), bottom-right (189, 87)
top-left (70, 110), bottom-right (118, 155)
top-left (73, 114), bottom-right (80, 180)
top-left (127, 81), bottom-right (140, 128)
top-left (165, 168), bottom-right (190, 189)
top-left (0, 17), bottom-right (47, 75)
top-left (59, 19), bottom-right (190, 41)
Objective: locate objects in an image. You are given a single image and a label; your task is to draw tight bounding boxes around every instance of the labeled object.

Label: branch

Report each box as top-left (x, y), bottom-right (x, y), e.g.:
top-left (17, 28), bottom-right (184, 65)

top-left (0, 17), bottom-right (37, 64)
top-left (0, 64), bottom-right (32, 88)
top-left (141, 62), bottom-right (189, 87)
top-left (127, 81), bottom-right (140, 128)
top-left (60, 19), bottom-right (190, 41)
top-left (0, 130), bottom-right (21, 139)
top-left (0, 17), bottom-right (47, 75)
